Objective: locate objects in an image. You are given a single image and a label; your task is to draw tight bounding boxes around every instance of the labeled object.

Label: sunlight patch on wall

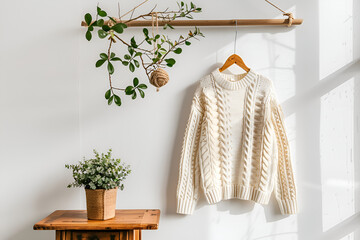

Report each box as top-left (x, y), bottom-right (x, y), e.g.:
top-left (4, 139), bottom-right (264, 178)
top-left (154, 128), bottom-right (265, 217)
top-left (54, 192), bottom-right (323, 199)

top-left (320, 78), bottom-right (355, 232)
top-left (340, 232), bottom-right (354, 240)
top-left (319, 0), bottom-right (353, 80)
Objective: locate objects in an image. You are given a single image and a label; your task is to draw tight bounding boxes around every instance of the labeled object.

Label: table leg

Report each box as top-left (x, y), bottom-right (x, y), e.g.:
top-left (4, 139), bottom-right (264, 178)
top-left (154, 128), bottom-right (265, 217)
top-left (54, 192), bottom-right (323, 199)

top-left (55, 230), bottom-right (70, 240)
top-left (128, 230), bottom-right (141, 240)
top-left (134, 230), bottom-right (142, 240)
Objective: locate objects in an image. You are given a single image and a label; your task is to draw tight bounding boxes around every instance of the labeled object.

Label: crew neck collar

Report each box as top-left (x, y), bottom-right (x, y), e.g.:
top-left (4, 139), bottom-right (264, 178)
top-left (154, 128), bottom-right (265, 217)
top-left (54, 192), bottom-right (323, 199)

top-left (211, 68), bottom-right (257, 90)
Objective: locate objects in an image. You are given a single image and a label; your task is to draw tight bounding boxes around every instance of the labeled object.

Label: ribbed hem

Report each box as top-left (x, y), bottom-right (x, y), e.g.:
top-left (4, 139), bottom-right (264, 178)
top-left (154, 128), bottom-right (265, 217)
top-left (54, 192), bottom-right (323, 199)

top-left (204, 185), bottom-right (271, 205)
top-left (211, 68), bottom-right (257, 90)
top-left (176, 198), bottom-right (196, 215)
top-left (278, 198), bottom-right (298, 215)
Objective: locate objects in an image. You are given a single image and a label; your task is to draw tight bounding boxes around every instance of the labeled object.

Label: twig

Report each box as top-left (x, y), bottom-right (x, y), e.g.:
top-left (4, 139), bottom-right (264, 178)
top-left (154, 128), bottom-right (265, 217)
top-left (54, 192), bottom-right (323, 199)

top-left (130, 7), bottom-right (136, 20)
top-left (118, 2), bottom-right (121, 21)
top-left (113, 34), bottom-right (152, 53)
top-left (119, 0), bottom-right (150, 19)
top-left (107, 39), bottom-right (125, 92)
top-left (107, 39), bottom-right (115, 94)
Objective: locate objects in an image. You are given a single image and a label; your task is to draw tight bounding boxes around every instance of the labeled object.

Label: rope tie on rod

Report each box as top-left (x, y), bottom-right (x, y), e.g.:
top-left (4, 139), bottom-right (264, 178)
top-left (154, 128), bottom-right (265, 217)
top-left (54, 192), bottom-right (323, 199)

top-left (265, 0), bottom-right (294, 27)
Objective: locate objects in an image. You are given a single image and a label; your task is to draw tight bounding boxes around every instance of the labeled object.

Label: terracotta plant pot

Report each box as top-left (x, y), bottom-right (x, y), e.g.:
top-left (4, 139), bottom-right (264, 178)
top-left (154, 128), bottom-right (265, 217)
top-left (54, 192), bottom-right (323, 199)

top-left (85, 188), bottom-right (117, 220)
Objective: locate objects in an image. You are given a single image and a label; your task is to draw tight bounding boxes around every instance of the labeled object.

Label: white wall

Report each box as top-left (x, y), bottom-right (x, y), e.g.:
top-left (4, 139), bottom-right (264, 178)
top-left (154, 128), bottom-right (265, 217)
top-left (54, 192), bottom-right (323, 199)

top-left (1, 0), bottom-right (359, 239)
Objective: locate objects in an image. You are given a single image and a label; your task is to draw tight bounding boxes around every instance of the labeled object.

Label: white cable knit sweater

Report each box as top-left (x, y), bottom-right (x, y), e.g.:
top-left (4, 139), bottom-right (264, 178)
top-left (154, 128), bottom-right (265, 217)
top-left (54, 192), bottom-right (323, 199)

top-left (176, 68), bottom-right (298, 215)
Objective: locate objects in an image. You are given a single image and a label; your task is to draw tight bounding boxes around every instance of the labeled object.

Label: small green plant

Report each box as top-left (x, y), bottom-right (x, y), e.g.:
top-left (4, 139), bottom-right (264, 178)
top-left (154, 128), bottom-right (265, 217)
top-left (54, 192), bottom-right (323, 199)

top-left (65, 149), bottom-right (131, 190)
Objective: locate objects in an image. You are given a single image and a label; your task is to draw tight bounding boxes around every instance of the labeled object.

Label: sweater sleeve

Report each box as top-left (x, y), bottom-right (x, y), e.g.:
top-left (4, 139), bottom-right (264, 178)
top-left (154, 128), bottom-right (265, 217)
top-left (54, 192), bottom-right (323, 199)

top-left (270, 93), bottom-right (298, 215)
top-left (176, 91), bottom-right (203, 215)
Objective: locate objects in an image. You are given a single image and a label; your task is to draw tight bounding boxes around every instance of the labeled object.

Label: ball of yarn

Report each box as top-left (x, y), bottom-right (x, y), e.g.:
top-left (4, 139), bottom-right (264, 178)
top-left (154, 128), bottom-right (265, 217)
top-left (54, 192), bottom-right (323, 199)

top-left (150, 68), bottom-right (169, 91)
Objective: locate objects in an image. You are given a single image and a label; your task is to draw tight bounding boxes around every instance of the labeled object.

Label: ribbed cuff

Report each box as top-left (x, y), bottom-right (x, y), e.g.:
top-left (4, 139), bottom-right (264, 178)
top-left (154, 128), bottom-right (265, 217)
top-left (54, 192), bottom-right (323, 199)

top-left (278, 198), bottom-right (298, 215)
top-left (177, 198), bottom-right (196, 215)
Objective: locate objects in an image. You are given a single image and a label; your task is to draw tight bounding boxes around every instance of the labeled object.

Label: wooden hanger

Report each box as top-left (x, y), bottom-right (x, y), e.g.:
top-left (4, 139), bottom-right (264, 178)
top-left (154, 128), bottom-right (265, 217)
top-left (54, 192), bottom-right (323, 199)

top-left (219, 54), bottom-right (250, 72)
top-left (219, 20), bottom-right (250, 73)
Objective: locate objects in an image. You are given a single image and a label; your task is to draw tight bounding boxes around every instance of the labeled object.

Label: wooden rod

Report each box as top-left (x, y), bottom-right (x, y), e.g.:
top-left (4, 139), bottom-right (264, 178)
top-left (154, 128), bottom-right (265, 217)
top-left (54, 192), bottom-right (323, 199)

top-left (81, 18), bottom-right (303, 27)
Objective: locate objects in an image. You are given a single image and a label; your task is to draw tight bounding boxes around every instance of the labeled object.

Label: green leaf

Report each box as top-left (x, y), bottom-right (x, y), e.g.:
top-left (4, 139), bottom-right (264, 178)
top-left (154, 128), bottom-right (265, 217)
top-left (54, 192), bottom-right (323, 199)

top-left (143, 28), bottom-right (149, 36)
top-left (185, 41), bottom-right (191, 46)
top-left (108, 16), bottom-right (117, 23)
top-left (102, 25), bottom-right (111, 32)
top-left (134, 59), bottom-right (140, 68)
top-left (138, 89), bottom-right (145, 98)
top-left (125, 86), bottom-right (134, 95)
top-left (108, 95), bottom-right (114, 105)
top-left (124, 54), bottom-right (131, 60)
top-left (96, 59), bottom-right (106, 67)
top-left (181, 1), bottom-right (184, 7)
top-left (133, 77), bottom-right (139, 87)
top-left (129, 63), bottom-right (135, 72)
top-left (97, 19), bottom-right (104, 27)
top-left (100, 53), bottom-right (108, 60)
top-left (152, 57), bottom-right (160, 64)
top-left (131, 37), bottom-right (137, 48)
top-left (107, 62), bottom-right (114, 74)
top-left (191, 2), bottom-right (195, 8)
top-left (128, 46), bottom-right (134, 56)
top-left (135, 52), bottom-right (142, 57)
top-left (174, 48), bottom-right (182, 54)
top-left (85, 31), bottom-right (92, 41)
top-left (112, 23), bottom-right (124, 34)
top-left (138, 84), bottom-right (147, 89)
top-left (167, 24), bottom-right (174, 29)
top-left (88, 25), bottom-right (94, 31)
top-left (165, 58), bottom-right (176, 67)
top-left (122, 61), bottom-right (129, 66)
top-left (155, 34), bottom-right (160, 40)
top-left (110, 52), bottom-right (115, 58)
top-left (89, 182), bottom-right (96, 189)
top-left (111, 57), bottom-right (121, 61)
top-left (85, 13), bottom-right (92, 26)
top-left (114, 95), bottom-right (121, 106)
top-left (98, 9), bottom-right (107, 17)
top-left (132, 91), bottom-right (137, 100)
top-left (105, 89), bottom-right (111, 99)
top-left (98, 29), bottom-right (108, 39)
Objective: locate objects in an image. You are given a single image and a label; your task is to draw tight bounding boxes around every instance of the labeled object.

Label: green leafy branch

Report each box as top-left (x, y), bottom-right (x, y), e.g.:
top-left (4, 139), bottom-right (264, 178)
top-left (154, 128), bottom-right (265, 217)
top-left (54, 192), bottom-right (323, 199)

top-left (83, 2), bottom-right (204, 107)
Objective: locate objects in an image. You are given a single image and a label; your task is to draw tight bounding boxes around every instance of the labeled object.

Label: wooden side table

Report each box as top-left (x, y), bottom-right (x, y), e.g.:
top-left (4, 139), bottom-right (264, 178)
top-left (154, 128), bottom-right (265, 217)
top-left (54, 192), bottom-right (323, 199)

top-left (33, 209), bottom-right (160, 240)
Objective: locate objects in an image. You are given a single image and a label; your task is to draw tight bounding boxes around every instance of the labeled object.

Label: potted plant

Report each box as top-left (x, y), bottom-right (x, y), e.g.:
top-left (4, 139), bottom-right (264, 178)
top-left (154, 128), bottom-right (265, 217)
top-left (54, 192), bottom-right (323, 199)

top-left (65, 149), bottom-right (131, 220)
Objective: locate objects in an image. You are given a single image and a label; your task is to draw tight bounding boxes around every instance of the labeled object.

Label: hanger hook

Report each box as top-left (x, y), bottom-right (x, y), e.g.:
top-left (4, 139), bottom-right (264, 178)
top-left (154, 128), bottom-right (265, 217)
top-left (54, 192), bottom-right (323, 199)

top-left (234, 20), bottom-right (238, 54)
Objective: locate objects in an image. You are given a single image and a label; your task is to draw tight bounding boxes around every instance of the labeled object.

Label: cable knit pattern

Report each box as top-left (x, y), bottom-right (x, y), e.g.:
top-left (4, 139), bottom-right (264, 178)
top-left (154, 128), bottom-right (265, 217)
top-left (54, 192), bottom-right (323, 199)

top-left (213, 81), bottom-right (232, 186)
top-left (176, 69), bottom-right (298, 215)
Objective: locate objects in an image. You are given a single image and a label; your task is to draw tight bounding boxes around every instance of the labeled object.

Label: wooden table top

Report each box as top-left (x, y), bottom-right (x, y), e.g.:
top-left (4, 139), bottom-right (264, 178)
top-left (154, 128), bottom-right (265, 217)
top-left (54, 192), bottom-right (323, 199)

top-left (33, 209), bottom-right (160, 231)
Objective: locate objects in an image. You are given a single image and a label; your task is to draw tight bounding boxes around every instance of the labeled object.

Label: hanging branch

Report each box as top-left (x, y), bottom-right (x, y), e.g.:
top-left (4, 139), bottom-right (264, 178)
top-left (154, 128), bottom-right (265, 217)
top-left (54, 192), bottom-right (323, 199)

top-left (83, 1), bottom-right (204, 106)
